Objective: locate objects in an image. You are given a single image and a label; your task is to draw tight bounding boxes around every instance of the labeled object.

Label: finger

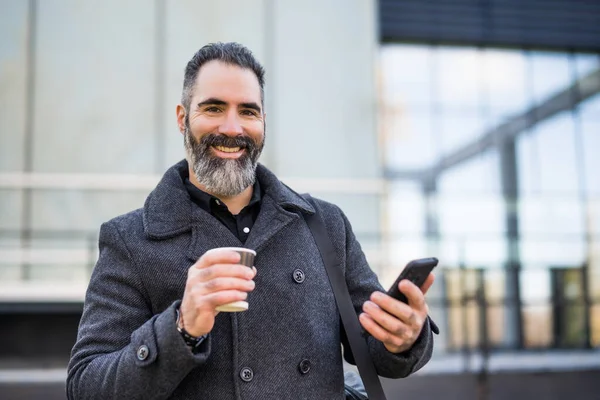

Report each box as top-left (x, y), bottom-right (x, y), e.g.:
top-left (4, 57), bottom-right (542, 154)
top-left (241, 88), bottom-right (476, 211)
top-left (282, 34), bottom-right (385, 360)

top-left (195, 249), bottom-right (241, 269)
top-left (399, 280), bottom-right (426, 311)
top-left (191, 264), bottom-right (254, 282)
top-left (363, 300), bottom-right (417, 335)
top-left (359, 313), bottom-right (405, 350)
top-left (420, 273), bottom-right (435, 295)
top-left (193, 277), bottom-right (255, 295)
top-left (197, 290), bottom-right (250, 310)
top-left (369, 292), bottom-right (417, 325)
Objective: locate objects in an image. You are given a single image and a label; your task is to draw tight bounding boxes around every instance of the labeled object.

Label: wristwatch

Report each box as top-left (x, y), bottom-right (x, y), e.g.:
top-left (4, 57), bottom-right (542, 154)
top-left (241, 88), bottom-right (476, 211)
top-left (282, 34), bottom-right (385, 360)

top-left (176, 308), bottom-right (207, 350)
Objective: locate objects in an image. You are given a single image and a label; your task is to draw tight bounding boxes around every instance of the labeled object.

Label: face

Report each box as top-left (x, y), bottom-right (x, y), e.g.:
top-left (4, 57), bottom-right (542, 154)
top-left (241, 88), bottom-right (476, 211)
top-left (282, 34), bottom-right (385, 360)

top-left (177, 60), bottom-right (265, 197)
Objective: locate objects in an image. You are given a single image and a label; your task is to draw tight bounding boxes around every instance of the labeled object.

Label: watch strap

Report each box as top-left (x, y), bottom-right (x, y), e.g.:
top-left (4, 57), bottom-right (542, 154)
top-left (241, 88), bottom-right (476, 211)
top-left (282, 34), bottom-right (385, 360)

top-left (176, 308), bottom-right (207, 349)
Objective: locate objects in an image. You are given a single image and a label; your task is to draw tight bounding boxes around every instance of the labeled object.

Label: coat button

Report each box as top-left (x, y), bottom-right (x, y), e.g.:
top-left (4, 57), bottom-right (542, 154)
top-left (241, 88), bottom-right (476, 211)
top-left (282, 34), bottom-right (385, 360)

top-left (240, 367), bottom-right (254, 382)
top-left (136, 345), bottom-right (149, 361)
top-left (298, 359), bottom-right (311, 374)
top-left (293, 269), bottom-right (305, 284)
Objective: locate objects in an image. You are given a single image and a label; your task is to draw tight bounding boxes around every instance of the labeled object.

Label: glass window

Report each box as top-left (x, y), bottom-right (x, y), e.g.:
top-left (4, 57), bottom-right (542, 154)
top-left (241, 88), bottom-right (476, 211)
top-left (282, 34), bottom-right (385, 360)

top-left (519, 268), bottom-right (554, 349)
top-left (381, 44), bottom-right (597, 352)
top-left (575, 53), bottom-right (600, 79)
top-left (485, 49), bottom-right (529, 126)
top-left (387, 181), bottom-right (425, 235)
top-left (522, 305), bottom-right (553, 348)
top-left (516, 131), bottom-right (540, 196)
top-left (592, 304), bottom-right (600, 347)
top-left (384, 109), bottom-right (438, 169)
top-left (579, 93), bottom-right (600, 123)
top-left (530, 51), bottom-right (572, 105)
top-left (445, 269), bottom-right (481, 349)
top-left (438, 111), bottom-right (485, 157)
top-left (535, 112), bottom-right (579, 193)
top-left (436, 47), bottom-right (482, 111)
top-left (380, 44), bottom-right (433, 107)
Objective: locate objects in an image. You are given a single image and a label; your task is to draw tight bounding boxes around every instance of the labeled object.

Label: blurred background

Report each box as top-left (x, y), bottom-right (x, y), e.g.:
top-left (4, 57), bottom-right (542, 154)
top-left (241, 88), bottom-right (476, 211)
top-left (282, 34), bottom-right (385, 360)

top-left (0, 0), bottom-right (599, 399)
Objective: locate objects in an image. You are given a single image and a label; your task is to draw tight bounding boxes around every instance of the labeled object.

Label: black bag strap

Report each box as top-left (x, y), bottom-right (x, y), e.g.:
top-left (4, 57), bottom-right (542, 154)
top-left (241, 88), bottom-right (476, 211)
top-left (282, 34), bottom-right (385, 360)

top-left (303, 196), bottom-right (387, 400)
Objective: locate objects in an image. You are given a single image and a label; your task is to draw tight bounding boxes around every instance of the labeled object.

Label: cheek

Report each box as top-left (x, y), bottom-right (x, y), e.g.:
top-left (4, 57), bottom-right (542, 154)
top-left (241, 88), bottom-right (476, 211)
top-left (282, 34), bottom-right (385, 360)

top-left (244, 121), bottom-right (265, 143)
top-left (189, 115), bottom-right (218, 136)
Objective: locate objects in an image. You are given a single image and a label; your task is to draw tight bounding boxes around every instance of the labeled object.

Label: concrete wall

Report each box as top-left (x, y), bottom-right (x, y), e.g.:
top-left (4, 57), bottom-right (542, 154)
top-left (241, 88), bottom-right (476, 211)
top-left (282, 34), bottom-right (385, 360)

top-left (0, 0), bottom-right (381, 236)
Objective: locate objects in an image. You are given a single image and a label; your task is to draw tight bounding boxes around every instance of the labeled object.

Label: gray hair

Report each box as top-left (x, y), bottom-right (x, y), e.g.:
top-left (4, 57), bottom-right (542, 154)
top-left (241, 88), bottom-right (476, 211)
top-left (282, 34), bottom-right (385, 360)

top-left (181, 42), bottom-right (265, 113)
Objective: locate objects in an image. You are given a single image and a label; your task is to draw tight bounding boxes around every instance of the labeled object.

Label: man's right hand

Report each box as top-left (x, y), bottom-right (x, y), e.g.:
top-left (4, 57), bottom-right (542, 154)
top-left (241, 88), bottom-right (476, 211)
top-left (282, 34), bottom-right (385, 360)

top-left (179, 250), bottom-right (256, 337)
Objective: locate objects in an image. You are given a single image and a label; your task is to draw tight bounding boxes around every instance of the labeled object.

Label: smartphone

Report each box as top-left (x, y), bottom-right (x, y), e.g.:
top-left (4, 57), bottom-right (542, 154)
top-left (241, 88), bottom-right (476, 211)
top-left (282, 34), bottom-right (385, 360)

top-left (387, 257), bottom-right (438, 303)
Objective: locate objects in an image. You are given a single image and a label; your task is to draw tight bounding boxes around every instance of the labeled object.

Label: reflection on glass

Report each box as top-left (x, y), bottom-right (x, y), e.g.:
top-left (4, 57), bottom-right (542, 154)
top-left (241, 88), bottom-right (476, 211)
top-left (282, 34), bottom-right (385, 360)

top-left (534, 112), bottom-right (579, 193)
top-left (575, 54), bottom-right (600, 80)
top-left (557, 305), bottom-right (587, 348)
top-left (519, 197), bottom-right (585, 235)
top-left (520, 238), bottom-right (586, 267)
top-left (484, 269), bottom-right (506, 302)
top-left (387, 181), bottom-right (425, 234)
top-left (448, 305), bottom-right (464, 349)
top-left (582, 121), bottom-right (600, 195)
top-left (485, 49), bottom-right (529, 125)
top-left (551, 268), bottom-right (586, 348)
top-left (522, 305), bottom-right (553, 348)
top-left (438, 150), bottom-right (500, 194)
top-left (438, 112), bottom-right (485, 156)
top-left (381, 44), bottom-right (432, 106)
top-left (516, 130), bottom-right (539, 196)
top-left (578, 93), bottom-right (600, 121)
top-left (530, 51), bottom-right (572, 105)
top-left (445, 269), bottom-right (482, 349)
top-left (381, 44), bottom-right (600, 352)
top-left (590, 261), bottom-right (600, 302)
top-left (436, 47), bottom-right (482, 110)
top-left (592, 305), bottom-right (600, 347)
top-left (520, 268), bottom-right (551, 305)
top-left (384, 110), bottom-right (438, 169)
top-left (487, 305), bottom-right (506, 347)
top-left (447, 302), bottom-right (481, 350)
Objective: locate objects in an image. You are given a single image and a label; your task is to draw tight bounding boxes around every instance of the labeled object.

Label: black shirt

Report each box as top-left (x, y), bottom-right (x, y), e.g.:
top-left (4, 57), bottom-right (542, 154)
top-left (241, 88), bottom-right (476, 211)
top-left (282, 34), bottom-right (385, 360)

top-left (184, 176), bottom-right (262, 244)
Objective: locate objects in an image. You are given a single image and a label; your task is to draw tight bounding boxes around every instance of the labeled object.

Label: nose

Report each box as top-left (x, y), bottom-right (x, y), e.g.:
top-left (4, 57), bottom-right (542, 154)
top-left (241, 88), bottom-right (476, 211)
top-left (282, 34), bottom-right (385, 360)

top-left (218, 109), bottom-right (243, 136)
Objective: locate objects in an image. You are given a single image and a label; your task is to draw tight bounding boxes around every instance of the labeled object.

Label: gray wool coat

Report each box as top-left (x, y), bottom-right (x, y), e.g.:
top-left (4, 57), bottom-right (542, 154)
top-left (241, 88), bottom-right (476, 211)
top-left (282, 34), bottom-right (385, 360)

top-left (67, 160), bottom-right (434, 400)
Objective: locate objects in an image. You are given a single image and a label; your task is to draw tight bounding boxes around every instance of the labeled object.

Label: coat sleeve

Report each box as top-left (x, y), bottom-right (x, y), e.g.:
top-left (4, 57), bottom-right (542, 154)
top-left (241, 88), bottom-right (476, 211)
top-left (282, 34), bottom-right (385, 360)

top-left (66, 221), bottom-right (211, 400)
top-left (338, 209), bottom-right (435, 378)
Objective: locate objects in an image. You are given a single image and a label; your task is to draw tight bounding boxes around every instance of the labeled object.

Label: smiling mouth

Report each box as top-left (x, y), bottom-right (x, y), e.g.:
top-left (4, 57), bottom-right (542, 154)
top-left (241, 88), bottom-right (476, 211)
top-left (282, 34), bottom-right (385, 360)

top-left (213, 145), bottom-right (243, 153)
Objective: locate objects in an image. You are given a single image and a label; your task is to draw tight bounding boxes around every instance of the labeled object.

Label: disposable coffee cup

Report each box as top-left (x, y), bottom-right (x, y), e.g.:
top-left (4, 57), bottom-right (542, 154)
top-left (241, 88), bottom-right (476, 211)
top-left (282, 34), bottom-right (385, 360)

top-left (205, 247), bottom-right (256, 312)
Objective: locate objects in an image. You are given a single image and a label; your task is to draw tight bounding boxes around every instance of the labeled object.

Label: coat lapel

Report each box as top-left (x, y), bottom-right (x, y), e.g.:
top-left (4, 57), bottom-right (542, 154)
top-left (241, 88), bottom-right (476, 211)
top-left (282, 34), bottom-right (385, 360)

top-left (186, 208), bottom-right (242, 263)
top-left (142, 160), bottom-right (316, 262)
top-left (244, 195), bottom-right (299, 253)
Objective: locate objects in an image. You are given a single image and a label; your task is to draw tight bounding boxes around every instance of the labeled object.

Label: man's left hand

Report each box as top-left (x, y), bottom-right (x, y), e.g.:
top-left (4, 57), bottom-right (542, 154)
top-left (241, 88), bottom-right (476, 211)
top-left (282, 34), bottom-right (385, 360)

top-left (359, 273), bottom-right (435, 353)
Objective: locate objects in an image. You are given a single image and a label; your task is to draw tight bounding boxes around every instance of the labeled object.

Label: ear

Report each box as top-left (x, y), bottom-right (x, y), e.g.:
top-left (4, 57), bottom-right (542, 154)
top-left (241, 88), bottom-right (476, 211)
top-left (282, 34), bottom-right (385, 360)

top-left (176, 104), bottom-right (186, 134)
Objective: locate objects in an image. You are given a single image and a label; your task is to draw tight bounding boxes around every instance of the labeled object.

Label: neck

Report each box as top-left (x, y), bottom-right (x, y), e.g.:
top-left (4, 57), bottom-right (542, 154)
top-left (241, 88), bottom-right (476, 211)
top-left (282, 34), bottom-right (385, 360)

top-left (188, 167), bottom-right (253, 215)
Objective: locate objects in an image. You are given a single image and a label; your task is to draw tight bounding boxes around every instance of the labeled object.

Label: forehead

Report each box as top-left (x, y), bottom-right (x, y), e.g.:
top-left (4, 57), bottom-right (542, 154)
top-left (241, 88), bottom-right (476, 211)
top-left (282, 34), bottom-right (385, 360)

top-left (192, 60), bottom-right (261, 104)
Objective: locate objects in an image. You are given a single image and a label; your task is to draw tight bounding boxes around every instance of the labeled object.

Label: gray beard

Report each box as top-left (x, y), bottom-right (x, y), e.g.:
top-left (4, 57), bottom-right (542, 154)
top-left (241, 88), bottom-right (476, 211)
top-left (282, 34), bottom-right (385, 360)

top-left (184, 128), bottom-right (261, 197)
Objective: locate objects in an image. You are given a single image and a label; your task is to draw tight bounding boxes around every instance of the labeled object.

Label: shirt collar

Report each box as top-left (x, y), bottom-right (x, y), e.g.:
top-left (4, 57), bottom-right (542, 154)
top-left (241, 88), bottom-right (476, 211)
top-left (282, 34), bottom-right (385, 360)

top-left (183, 171), bottom-right (262, 215)
top-left (142, 159), bottom-right (314, 240)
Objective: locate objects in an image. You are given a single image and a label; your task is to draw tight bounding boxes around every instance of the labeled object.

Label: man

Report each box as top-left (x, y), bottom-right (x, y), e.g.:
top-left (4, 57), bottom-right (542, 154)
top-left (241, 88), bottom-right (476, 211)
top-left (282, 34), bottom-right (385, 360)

top-left (67, 42), bottom-right (436, 399)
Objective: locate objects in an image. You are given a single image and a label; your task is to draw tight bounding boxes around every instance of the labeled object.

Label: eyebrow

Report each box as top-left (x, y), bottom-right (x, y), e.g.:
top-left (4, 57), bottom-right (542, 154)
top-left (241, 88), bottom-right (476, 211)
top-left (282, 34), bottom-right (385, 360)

top-left (197, 98), bottom-right (262, 114)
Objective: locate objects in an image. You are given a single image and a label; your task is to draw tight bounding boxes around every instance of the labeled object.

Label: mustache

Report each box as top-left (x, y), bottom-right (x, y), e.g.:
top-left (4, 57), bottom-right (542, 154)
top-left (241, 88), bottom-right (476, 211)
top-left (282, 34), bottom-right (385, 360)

top-left (200, 133), bottom-right (256, 150)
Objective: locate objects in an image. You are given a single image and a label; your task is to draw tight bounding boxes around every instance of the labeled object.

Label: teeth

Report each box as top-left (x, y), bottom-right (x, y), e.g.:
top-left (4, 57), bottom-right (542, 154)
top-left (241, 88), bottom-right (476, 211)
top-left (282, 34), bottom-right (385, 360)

top-left (214, 146), bottom-right (241, 153)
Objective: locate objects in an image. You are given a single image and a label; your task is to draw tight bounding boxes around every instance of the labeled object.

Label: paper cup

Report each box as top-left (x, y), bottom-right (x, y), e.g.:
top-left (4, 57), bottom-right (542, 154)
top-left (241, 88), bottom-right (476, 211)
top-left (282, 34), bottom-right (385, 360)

top-left (205, 247), bottom-right (256, 312)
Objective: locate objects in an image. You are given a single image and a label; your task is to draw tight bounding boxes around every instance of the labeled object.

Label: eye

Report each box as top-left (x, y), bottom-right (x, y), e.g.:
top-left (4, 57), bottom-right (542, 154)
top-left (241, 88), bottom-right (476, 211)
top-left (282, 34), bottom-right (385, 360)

top-left (205, 106), bottom-right (222, 113)
top-left (241, 109), bottom-right (258, 117)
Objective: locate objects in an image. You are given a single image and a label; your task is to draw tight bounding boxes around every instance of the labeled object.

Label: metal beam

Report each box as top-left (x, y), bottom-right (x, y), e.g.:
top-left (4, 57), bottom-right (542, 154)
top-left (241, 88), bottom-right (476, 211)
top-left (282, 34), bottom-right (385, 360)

top-left (385, 68), bottom-right (600, 182)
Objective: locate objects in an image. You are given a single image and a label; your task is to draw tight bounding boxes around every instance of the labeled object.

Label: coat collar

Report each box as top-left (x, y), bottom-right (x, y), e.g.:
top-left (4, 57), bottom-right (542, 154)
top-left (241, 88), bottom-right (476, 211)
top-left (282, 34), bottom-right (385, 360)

top-left (142, 159), bottom-right (315, 240)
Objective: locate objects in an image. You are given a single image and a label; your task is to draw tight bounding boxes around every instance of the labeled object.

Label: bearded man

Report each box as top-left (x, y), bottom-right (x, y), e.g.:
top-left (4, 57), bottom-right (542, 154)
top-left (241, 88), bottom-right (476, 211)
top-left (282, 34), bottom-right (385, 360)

top-left (67, 42), bottom-right (436, 400)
